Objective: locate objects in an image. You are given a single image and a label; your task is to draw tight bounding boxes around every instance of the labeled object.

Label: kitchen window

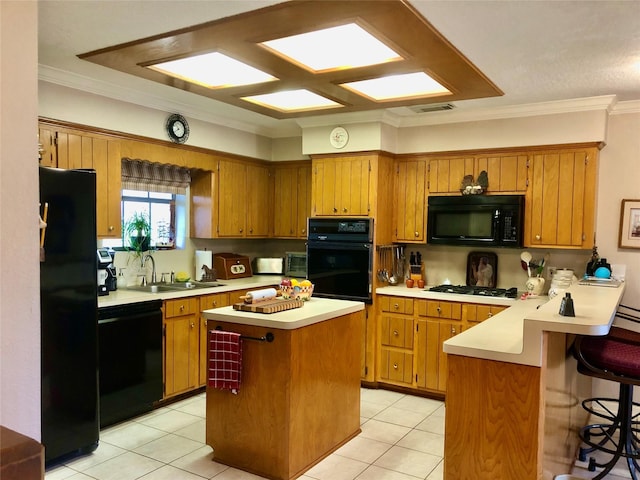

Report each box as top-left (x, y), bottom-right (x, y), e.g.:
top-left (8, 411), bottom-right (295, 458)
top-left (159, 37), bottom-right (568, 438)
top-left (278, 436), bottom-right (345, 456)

top-left (122, 189), bottom-right (177, 248)
top-left (101, 159), bottom-right (190, 250)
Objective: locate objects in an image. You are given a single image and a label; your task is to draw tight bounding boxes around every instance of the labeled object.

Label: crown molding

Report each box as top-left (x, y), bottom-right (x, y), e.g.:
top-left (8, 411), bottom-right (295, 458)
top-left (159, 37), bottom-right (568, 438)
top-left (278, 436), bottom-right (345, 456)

top-left (611, 100), bottom-right (640, 115)
top-left (40, 64), bottom-right (637, 137)
top-left (389, 95), bottom-right (619, 128)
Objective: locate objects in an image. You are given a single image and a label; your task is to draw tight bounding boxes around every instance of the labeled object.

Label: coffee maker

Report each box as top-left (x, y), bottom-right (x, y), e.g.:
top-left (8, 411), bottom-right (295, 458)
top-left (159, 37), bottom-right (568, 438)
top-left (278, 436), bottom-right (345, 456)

top-left (97, 248), bottom-right (117, 295)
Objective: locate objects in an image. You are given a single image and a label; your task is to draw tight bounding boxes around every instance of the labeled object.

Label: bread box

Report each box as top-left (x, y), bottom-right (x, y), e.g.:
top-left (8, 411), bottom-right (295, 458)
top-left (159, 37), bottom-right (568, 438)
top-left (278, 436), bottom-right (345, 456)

top-left (213, 253), bottom-right (253, 279)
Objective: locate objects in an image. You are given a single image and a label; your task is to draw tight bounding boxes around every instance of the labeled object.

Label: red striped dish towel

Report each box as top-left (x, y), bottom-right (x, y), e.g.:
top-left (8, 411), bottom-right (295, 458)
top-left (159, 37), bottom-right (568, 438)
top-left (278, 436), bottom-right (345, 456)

top-left (208, 330), bottom-right (243, 394)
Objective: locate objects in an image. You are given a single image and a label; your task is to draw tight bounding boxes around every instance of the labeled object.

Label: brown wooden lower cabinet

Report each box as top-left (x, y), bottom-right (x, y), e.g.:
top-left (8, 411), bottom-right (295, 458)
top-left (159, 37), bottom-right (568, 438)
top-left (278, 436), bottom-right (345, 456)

top-left (163, 297), bottom-right (199, 397)
top-left (377, 295), bottom-right (510, 395)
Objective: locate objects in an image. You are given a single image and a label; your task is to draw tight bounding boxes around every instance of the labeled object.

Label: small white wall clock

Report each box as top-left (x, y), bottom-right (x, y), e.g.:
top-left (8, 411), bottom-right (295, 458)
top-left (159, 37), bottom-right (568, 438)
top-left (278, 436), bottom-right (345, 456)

top-left (329, 126), bottom-right (349, 149)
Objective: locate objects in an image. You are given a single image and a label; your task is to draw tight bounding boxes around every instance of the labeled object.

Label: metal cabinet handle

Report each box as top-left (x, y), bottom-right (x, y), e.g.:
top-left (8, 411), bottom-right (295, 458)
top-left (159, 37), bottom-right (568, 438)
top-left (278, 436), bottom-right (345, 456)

top-left (451, 327), bottom-right (456, 334)
top-left (393, 363), bottom-right (398, 369)
top-left (301, 228), bottom-right (306, 234)
top-left (108, 225), bottom-right (114, 231)
top-left (190, 322), bottom-right (195, 328)
top-left (179, 305), bottom-right (185, 311)
top-left (414, 231), bottom-right (419, 237)
top-left (437, 306), bottom-right (441, 313)
top-left (535, 234), bottom-right (541, 240)
top-left (239, 228), bottom-right (243, 233)
top-left (487, 312), bottom-right (493, 318)
top-left (343, 207), bottom-right (347, 213)
top-left (333, 207), bottom-right (338, 213)
top-left (249, 228), bottom-right (253, 234)
top-left (393, 303), bottom-right (399, 310)
top-left (393, 330), bottom-right (399, 336)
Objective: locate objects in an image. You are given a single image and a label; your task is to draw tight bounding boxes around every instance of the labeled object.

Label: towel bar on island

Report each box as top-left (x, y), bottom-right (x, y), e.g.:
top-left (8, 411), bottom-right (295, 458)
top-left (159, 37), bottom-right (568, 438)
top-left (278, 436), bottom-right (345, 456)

top-left (213, 326), bottom-right (274, 343)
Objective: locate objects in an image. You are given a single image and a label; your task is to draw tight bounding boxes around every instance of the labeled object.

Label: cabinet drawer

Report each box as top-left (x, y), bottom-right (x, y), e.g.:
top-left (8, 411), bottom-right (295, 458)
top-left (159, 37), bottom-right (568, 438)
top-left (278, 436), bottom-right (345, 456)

top-left (380, 349), bottom-right (413, 385)
top-left (381, 316), bottom-right (414, 348)
top-left (380, 296), bottom-right (414, 315)
top-left (417, 300), bottom-right (462, 320)
top-left (165, 297), bottom-right (198, 318)
top-left (465, 304), bottom-right (507, 323)
top-left (200, 293), bottom-right (230, 311)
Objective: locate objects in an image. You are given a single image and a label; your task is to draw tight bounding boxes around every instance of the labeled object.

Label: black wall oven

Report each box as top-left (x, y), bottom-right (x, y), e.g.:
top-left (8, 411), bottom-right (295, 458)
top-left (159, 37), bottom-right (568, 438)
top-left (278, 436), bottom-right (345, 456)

top-left (307, 218), bottom-right (373, 303)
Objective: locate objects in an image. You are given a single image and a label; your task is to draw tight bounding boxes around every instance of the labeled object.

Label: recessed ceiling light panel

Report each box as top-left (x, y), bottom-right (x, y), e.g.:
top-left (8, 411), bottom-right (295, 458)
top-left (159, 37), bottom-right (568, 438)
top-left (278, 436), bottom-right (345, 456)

top-left (341, 72), bottom-right (451, 101)
top-left (148, 52), bottom-right (277, 88)
top-left (261, 23), bottom-right (403, 72)
top-left (241, 89), bottom-right (342, 112)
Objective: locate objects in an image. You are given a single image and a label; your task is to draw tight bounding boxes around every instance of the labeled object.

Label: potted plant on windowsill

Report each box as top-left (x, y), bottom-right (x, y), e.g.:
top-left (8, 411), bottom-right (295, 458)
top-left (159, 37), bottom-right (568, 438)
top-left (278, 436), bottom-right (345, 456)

top-left (123, 212), bottom-right (151, 255)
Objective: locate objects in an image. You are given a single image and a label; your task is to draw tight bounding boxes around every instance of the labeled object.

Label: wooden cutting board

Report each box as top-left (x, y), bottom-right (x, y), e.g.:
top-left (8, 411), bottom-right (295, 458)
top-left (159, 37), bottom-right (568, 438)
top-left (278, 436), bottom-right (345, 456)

top-left (232, 298), bottom-right (304, 314)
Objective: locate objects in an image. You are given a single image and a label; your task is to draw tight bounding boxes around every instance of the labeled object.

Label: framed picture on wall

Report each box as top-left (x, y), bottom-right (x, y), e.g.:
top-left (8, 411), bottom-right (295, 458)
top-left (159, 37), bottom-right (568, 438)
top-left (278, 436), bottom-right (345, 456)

top-left (618, 199), bottom-right (640, 249)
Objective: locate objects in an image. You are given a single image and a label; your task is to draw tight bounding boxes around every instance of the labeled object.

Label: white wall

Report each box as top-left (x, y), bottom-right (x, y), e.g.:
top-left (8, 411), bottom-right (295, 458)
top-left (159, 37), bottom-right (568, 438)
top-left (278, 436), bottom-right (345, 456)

top-left (39, 82), bottom-right (274, 161)
top-left (596, 111), bottom-right (640, 311)
top-left (0, 1), bottom-right (41, 440)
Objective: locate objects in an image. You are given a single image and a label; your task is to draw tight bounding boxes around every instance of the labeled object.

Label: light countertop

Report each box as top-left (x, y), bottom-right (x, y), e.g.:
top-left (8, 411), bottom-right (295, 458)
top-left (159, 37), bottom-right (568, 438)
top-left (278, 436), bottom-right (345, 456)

top-left (376, 285), bottom-right (517, 306)
top-left (203, 297), bottom-right (365, 330)
top-left (443, 282), bottom-right (626, 367)
top-left (97, 275), bottom-right (284, 308)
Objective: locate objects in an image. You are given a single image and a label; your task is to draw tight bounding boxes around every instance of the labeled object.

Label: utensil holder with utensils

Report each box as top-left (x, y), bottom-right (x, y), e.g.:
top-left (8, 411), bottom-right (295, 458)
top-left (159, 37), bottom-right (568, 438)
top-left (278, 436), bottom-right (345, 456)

top-left (376, 245), bottom-right (406, 285)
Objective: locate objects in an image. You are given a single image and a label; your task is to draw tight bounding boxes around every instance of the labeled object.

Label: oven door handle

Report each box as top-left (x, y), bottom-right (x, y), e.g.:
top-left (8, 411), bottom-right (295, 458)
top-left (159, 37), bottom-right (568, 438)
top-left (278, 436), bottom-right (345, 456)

top-left (307, 241), bottom-right (372, 251)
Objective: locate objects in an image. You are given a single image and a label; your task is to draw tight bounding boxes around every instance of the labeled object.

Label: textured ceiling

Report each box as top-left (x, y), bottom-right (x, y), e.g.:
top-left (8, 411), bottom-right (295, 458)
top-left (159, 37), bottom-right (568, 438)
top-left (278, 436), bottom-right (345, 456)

top-left (38, 0), bottom-right (640, 137)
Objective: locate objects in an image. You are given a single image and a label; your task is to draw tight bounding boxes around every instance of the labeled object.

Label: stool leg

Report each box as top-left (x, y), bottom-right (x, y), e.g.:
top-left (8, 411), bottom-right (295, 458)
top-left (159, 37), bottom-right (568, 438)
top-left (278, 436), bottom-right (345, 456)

top-left (586, 384), bottom-right (639, 480)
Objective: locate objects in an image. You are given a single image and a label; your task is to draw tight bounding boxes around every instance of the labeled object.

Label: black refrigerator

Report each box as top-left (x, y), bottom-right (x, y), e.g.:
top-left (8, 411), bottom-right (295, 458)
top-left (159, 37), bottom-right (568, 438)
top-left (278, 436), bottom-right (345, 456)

top-left (40, 166), bottom-right (99, 466)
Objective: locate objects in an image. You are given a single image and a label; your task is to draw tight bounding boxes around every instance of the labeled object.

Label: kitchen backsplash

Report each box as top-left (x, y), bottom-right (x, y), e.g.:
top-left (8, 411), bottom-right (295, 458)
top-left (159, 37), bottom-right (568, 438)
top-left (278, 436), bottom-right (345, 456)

top-left (415, 245), bottom-right (593, 291)
top-left (104, 238), bottom-right (307, 286)
top-left (103, 236), bottom-right (593, 292)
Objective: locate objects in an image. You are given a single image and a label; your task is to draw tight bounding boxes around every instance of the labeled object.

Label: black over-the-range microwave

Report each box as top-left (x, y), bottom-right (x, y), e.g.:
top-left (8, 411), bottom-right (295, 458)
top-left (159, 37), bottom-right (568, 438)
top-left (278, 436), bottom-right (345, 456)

top-left (427, 195), bottom-right (525, 247)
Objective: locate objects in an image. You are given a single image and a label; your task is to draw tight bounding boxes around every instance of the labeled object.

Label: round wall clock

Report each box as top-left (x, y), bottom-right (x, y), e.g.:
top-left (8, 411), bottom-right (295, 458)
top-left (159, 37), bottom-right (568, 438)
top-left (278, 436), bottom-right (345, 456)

top-left (329, 126), bottom-right (349, 149)
top-left (166, 114), bottom-right (189, 144)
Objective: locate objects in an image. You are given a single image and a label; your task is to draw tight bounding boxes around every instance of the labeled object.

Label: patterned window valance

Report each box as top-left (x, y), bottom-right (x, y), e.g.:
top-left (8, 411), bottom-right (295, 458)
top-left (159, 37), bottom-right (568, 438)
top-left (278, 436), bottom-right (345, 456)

top-left (121, 158), bottom-right (191, 195)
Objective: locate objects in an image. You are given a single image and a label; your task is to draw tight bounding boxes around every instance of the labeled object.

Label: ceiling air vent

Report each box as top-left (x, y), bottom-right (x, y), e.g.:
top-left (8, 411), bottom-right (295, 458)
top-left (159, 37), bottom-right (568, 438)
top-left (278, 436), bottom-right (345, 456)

top-left (410, 103), bottom-right (456, 113)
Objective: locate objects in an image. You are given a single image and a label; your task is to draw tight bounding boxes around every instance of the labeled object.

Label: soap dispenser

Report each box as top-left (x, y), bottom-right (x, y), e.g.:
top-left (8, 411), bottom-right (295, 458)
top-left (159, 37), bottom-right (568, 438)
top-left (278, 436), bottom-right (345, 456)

top-left (117, 268), bottom-right (127, 289)
top-left (559, 292), bottom-right (575, 317)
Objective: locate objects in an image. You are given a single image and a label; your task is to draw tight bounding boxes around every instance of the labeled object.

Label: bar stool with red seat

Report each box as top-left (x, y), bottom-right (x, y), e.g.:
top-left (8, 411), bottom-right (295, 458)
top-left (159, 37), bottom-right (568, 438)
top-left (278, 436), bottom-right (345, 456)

top-left (573, 304), bottom-right (640, 480)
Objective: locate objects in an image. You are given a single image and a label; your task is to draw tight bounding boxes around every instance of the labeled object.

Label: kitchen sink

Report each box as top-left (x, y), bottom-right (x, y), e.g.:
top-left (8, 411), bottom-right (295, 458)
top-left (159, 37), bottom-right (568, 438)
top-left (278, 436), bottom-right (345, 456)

top-left (125, 281), bottom-right (225, 293)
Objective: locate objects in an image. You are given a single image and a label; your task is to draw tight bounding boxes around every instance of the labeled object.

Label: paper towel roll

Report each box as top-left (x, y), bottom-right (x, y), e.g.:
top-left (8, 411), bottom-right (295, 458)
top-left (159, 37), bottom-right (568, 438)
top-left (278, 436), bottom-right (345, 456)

top-left (195, 250), bottom-right (213, 280)
top-left (244, 288), bottom-right (277, 304)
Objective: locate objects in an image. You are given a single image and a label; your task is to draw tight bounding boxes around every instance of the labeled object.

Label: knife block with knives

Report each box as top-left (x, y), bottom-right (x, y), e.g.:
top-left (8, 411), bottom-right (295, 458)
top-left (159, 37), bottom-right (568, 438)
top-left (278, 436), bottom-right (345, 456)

top-left (409, 252), bottom-right (423, 282)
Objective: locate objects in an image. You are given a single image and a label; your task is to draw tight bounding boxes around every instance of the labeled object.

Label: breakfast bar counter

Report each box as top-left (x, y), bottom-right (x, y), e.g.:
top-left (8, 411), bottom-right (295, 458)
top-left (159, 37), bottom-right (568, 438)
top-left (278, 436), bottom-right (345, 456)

top-left (442, 283), bottom-right (626, 480)
top-left (202, 298), bottom-right (365, 480)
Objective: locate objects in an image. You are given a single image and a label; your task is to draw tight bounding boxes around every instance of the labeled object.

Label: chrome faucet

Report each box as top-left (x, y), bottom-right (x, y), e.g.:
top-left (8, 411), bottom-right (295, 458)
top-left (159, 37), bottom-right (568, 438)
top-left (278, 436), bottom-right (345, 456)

top-left (142, 254), bottom-right (157, 284)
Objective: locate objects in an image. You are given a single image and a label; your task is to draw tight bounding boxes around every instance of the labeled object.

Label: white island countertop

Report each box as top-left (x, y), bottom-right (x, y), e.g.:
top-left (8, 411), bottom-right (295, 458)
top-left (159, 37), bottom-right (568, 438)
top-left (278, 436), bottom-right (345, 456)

top-left (203, 297), bottom-right (365, 330)
top-left (443, 282), bottom-right (626, 367)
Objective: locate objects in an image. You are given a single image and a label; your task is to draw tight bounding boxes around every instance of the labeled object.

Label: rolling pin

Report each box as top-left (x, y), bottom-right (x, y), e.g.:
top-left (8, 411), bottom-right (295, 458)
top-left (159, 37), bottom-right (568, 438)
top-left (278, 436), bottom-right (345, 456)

top-left (241, 288), bottom-right (278, 304)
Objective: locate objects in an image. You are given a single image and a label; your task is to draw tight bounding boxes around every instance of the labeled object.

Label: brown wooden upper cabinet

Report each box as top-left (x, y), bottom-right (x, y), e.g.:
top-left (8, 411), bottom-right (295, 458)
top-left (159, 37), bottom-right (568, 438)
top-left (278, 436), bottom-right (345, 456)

top-left (524, 144), bottom-right (599, 249)
top-left (393, 159), bottom-right (427, 242)
top-left (39, 123), bottom-right (122, 238)
top-left (312, 156), bottom-right (371, 216)
top-left (428, 153), bottom-right (527, 195)
top-left (273, 163), bottom-right (312, 238)
top-left (191, 158), bottom-right (271, 239)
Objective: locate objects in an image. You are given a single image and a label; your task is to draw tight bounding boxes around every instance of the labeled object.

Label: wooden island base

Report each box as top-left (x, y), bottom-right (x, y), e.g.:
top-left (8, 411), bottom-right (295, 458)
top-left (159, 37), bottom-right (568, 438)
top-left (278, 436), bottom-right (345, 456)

top-left (206, 310), bottom-right (363, 480)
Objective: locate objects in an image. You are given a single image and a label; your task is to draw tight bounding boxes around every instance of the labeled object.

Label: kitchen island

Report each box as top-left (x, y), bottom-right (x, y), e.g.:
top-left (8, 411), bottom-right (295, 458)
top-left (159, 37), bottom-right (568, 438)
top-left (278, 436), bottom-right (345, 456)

top-left (442, 283), bottom-right (626, 480)
top-left (202, 298), bottom-right (365, 480)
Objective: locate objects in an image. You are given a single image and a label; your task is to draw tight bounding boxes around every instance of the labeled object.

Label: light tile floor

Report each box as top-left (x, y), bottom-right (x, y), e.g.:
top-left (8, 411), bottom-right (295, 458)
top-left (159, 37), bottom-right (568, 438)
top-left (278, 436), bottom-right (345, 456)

top-left (44, 387), bottom-right (633, 480)
top-left (45, 388), bottom-right (445, 480)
